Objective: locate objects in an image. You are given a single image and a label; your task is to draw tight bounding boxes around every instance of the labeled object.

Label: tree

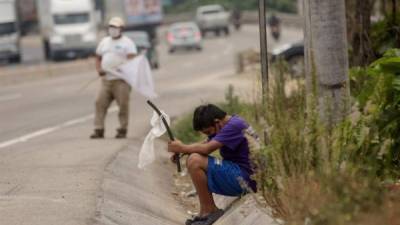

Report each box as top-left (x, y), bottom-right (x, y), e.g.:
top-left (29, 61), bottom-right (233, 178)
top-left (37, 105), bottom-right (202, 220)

top-left (346, 0), bottom-right (377, 66)
top-left (303, 0), bottom-right (350, 125)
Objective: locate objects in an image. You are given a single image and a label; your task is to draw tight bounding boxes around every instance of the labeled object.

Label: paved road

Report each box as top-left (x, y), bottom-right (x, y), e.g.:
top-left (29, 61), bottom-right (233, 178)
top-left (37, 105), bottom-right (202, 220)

top-left (0, 25), bottom-right (302, 144)
top-left (0, 25), bottom-right (302, 225)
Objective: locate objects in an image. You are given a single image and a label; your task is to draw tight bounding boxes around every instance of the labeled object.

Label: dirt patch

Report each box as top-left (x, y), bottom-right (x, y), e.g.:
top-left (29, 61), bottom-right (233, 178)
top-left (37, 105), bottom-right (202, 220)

top-left (171, 160), bottom-right (200, 217)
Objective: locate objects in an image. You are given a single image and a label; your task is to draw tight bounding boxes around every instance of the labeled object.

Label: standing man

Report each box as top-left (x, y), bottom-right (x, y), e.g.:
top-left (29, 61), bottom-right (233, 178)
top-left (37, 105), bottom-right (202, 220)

top-left (90, 17), bottom-right (137, 139)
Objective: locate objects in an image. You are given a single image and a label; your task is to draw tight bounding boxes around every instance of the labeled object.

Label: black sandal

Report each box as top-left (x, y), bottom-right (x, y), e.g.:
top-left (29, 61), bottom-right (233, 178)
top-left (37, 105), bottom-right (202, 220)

top-left (185, 216), bottom-right (206, 225)
top-left (190, 209), bottom-right (224, 225)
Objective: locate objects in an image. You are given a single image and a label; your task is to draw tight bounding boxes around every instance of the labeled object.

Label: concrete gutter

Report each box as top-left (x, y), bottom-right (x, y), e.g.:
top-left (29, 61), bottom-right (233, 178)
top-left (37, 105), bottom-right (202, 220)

top-left (93, 140), bottom-right (187, 225)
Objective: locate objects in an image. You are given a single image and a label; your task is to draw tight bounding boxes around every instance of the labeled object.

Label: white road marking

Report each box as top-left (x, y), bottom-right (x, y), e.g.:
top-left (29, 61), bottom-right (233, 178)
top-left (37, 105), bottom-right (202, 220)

top-left (0, 93), bottom-right (22, 102)
top-left (0, 106), bottom-right (118, 149)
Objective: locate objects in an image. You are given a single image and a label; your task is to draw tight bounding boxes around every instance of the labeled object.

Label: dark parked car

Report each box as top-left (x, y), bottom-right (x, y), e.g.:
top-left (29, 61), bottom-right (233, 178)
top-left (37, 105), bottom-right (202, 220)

top-left (125, 31), bottom-right (159, 69)
top-left (271, 41), bottom-right (304, 77)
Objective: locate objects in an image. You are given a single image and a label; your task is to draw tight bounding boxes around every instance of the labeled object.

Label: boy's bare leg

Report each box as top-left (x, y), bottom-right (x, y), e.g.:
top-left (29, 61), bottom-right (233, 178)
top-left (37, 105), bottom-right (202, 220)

top-left (187, 153), bottom-right (219, 216)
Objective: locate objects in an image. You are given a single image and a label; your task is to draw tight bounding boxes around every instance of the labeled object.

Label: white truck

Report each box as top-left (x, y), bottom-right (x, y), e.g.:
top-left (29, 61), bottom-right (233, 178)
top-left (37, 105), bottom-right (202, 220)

top-left (0, 0), bottom-right (21, 63)
top-left (37, 0), bottom-right (98, 60)
top-left (103, 0), bottom-right (163, 42)
top-left (195, 4), bottom-right (230, 37)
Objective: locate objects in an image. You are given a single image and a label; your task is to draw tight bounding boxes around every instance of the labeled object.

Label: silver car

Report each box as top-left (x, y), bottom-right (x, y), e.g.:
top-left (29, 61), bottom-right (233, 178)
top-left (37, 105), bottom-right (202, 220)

top-left (167, 22), bottom-right (202, 53)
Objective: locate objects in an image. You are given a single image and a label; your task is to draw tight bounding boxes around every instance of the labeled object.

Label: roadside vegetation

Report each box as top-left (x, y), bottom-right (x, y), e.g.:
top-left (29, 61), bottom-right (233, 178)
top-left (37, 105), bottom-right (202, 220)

top-left (172, 49), bottom-right (400, 224)
top-left (164, 0), bottom-right (297, 14)
top-left (171, 2), bottom-right (400, 224)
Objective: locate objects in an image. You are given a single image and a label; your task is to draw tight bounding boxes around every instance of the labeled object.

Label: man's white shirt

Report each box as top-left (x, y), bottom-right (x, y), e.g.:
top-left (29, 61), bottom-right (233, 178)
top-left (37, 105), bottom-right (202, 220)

top-left (96, 36), bottom-right (137, 80)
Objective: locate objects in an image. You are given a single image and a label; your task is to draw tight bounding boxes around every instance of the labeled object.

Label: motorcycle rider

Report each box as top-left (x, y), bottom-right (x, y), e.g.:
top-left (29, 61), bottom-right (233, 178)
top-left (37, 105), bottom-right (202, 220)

top-left (232, 7), bottom-right (242, 30)
top-left (268, 13), bottom-right (281, 40)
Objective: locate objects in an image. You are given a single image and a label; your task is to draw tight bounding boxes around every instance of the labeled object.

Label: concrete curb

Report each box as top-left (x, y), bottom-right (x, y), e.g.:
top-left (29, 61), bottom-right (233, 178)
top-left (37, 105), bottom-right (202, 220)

top-left (93, 140), bottom-right (186, 225)
top-left (215, 196), bottom-right (279, 225)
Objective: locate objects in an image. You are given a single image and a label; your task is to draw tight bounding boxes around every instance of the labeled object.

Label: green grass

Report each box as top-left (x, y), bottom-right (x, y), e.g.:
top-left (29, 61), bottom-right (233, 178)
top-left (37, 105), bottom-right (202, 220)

top-left (172, 112), bottom-right (203, 144)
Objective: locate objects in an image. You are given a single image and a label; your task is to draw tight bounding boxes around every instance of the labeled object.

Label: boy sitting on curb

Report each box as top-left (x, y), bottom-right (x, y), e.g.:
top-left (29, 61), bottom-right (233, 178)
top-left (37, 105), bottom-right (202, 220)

top-left (168, 104), bottom-right (258, 225)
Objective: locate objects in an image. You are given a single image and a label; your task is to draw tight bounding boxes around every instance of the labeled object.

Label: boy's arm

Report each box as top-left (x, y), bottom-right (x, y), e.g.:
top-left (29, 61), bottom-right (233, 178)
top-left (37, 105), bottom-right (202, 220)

top-left (168, 140), bottom-right (223, 155)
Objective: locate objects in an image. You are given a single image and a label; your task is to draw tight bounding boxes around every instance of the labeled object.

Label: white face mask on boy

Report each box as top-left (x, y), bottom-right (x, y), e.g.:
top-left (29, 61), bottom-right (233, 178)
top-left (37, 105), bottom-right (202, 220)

top-left (108, 27), bottom-right (121, 38)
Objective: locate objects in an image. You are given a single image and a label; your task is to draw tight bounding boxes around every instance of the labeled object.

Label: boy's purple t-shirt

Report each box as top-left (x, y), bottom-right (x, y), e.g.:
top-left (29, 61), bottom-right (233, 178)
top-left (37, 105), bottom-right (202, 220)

top-left (210, 115), bottom-right (257, 191)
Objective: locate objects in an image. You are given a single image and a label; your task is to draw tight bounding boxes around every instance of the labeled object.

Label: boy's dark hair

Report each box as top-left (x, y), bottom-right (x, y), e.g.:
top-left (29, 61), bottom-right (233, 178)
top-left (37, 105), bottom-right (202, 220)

top-left (193, 104), bottom-right (227, 131)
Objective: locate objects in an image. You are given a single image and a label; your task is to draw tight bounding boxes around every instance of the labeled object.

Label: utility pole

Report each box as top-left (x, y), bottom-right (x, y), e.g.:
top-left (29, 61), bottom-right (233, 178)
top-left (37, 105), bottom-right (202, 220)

top-left (258, 0), bottom-right (270, 146)
top-left (258, 0), bottom-right (269, 102)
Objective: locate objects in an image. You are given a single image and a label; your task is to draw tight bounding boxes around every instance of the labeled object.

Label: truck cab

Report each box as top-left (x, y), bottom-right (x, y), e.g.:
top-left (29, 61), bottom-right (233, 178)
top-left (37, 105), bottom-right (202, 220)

top-left (0, 0), bottom-right (21, 63)
top-left (38, 0), bottom-right (98, 60)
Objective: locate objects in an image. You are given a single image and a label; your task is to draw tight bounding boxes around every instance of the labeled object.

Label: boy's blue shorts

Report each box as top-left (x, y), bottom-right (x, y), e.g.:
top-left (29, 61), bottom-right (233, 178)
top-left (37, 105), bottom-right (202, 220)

top-left (207, 156), bottom-right (248, 196)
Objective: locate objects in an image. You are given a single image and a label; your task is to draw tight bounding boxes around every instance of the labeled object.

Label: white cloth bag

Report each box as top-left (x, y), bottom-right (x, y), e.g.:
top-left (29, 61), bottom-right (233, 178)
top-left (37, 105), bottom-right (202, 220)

top-left (138, 111), bottom-right (170, 169)
top-left (105, 55), bottom-right (157, 99)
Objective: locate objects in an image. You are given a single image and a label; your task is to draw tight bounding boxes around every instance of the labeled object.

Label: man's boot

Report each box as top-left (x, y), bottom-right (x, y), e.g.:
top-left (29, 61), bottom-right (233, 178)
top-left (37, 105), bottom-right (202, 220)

top-left (115, 128), bottom-right (127, 139)
top-left (90, 129), bottom-right (104, 139)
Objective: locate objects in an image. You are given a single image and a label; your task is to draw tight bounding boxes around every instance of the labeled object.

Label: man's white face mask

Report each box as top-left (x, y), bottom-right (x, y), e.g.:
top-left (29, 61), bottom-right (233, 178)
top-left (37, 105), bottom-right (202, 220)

top-left (109, 27), bottom-right (121, 38)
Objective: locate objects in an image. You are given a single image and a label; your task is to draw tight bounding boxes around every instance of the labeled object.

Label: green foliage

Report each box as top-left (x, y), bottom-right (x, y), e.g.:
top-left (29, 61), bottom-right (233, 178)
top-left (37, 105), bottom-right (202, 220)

top-left (266, 0), bottom-right (297, 14)
top-left (371, 14), bottom-right (400, 56)
top-left (349, 49), bottom-right (400, 177)
top-left (164, 0), bottom-right (297, 14)
top-left (257, 50), bottom-right (400, 224)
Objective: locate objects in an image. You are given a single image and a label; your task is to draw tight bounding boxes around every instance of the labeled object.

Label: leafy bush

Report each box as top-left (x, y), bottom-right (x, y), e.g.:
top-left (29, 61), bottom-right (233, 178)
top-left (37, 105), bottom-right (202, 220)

top-left (371, 14), bottom-right (400, 56)
top-left (349, 49), bottom-right (400, 177)
top-left (260, 49), bottom-right (400, 224)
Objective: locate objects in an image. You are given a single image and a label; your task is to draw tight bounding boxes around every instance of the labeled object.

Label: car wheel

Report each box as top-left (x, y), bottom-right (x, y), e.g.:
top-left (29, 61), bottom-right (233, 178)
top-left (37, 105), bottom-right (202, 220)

top-left (196, 46), bottom-right (202, 51)
top-left (287, 54), bottom-right (305, 78)
top-left (168, 48), bottom-right (175, 54)
top-left (215, 30), bottom-right (221, 36)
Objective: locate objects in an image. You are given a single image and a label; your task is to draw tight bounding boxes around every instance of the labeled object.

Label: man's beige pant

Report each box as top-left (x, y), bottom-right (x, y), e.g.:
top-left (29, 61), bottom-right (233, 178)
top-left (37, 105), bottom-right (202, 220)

top-left (94, 79), bottom-right (131, 130)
